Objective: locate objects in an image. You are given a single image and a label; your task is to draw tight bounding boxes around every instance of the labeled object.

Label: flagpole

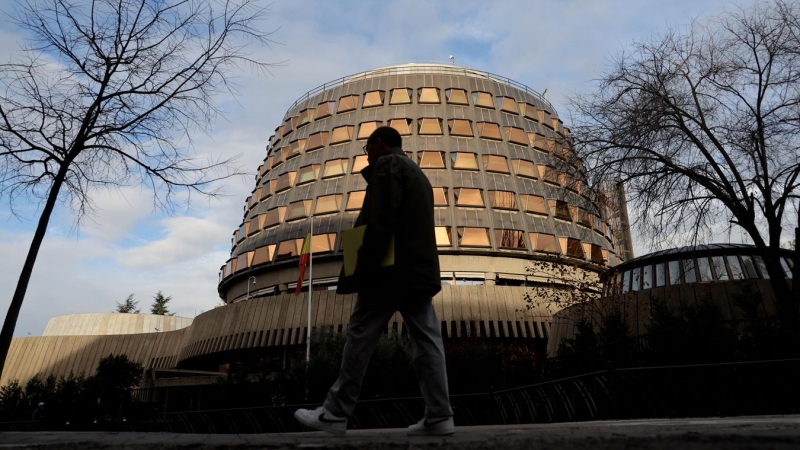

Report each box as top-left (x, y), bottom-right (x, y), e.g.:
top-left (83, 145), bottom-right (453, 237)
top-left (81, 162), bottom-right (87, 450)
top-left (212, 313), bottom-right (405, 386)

top-left (306, 217), bottom-right (313, 363)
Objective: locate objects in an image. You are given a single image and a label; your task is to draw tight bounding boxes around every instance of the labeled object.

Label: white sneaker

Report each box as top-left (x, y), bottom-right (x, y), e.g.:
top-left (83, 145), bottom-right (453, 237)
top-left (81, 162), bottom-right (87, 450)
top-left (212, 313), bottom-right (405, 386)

top-left (407, 416), bottom-right (455, 436)
top-left (294, 406), bottom-right (347, 435)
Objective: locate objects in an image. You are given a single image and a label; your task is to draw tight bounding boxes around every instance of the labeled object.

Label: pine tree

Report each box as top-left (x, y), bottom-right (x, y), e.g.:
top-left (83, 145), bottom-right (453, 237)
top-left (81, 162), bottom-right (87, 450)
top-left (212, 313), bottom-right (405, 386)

top-left (115, 294), bottom-right (140, 314)
top-left (150, 291), bottom-right (174, 316)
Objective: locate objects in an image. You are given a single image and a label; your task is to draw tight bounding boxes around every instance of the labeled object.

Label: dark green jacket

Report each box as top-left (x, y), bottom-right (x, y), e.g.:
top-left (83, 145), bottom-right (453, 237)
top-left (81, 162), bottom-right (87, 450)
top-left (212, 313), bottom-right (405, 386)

top-left (337, 147), bottom-right (441, 296)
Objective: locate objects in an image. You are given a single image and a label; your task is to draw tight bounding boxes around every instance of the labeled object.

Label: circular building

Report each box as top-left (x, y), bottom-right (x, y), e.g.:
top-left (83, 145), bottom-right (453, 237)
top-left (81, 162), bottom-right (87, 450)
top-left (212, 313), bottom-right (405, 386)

top-left (547, 243), bottom-right (796, 354)
top-left (190, 63), bottom-right (624, 368)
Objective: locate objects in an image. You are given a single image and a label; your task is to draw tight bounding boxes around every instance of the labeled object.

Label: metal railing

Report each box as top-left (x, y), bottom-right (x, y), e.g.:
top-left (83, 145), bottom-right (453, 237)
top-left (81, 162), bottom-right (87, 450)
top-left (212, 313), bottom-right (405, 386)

top-left (4, 357), bottom-right (800, 433)
top-left (286, 63), bottom-right (554, 113)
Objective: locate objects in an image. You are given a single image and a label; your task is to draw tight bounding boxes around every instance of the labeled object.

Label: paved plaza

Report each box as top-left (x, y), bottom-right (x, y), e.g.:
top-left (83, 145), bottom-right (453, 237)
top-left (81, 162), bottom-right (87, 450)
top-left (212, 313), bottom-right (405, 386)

top-left (2, 416), bottom-right (800, 449)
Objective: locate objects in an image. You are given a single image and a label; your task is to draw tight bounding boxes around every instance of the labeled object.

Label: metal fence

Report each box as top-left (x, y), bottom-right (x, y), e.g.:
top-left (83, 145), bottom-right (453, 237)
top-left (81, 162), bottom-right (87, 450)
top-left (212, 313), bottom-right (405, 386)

top-left (286, 63), bottom-right (554, 112)
top-left (4, 358), bottom-right (799, 433)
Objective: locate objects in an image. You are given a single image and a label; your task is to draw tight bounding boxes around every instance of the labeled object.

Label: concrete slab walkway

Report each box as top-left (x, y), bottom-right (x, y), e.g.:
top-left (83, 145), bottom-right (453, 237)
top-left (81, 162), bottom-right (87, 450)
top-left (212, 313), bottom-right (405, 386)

top-left (2, 415), bottom-right (800, 449)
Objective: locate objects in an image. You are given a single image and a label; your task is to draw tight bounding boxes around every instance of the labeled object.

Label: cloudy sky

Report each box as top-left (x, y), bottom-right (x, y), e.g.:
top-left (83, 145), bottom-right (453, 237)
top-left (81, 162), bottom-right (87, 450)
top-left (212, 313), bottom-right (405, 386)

top-left (0, 0), bottom-right (766, 336)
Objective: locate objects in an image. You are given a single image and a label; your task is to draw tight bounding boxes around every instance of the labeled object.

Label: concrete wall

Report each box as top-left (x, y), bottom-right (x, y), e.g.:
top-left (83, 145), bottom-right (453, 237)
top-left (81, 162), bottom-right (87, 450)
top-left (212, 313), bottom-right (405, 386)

top-left (43, 313), bottom-right (193, 336)
top-left (2, 285), bottom-right (551, 386)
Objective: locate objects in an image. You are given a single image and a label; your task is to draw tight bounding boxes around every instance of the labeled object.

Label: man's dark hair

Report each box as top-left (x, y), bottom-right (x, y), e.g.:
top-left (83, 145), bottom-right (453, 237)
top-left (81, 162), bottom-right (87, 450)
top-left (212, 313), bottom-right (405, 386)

top-left (369, 126), bottom-right (402, 148)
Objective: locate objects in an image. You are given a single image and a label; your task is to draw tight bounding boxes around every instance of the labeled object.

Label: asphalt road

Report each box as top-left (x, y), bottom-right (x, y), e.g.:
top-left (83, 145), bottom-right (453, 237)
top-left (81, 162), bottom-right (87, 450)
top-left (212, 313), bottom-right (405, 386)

top-left (2, 416), bottom-right (800, 449)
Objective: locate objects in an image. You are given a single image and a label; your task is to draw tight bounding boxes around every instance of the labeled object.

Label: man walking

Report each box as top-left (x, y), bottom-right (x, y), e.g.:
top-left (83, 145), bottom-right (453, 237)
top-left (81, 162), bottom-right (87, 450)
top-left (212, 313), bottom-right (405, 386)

top-left (294, 126), bottom-right (454, 436)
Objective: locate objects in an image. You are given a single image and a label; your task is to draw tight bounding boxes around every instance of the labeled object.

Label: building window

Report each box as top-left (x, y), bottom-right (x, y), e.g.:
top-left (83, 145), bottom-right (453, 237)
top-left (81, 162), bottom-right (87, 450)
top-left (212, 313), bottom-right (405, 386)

top-left (315, 194), bottom-right (343, 215)
top-left (512, 159), bottom-right (537, 179)
top-left (316, 101), bottom-right (335, 119)
top-left (418, 87), bottom-right (440, 103)
top-left (697, 257), bottom-right (713, 281)
top-left (275, 238), bottom-right (305, 259)
top-left (432, 187), bottom-right (449, 206)
top-left (363, 90), bottom-right (385, 108)
top-left (590, 244), bottom-right (604, 265)
top-left (322, 158), bottom-right (349, 178)
top-left (539, 166), bottom-right (561, 185)
top-left (781, 257), bottom-right (793, 278)
top-left (482, 154), bottom-right (509, 173)
top-left (435, 226), bottom-right (452, 246)
top-left (352, 155), bottom-right (368, 173)
top-left (520, 194), bottom-right (547, 215)
top-left (310, 233), bottom-right (337, 253)
top-left (389, 88), bottom-right (412, 105)
top-left (564, 238), bottom-right (584, 258)
top-left (530, 132), bottom-right (547, 151)
top-left (454, 188), bottom-right (484, 207)
top-left (450, 152), bottom-right (479, 170)
top-left (358, 121), bottom-right (381, 140)
top-left (503, 126), bottom-right (527, 145)
top-left (622, 270), bottom-right (631, 293)
top-left (495, 229), bottom-right (526, 249)
top-left (418, 151), bottom-right (445, 169)
top-left (297, 108), bottom-right (315, 127)
top-left (283, 139), bottom-right (306, 160)
top-left (754, 256), bottom-right (770, 279)
top-left (654, 262), bottom-right (665, 286)
top-left (727, 255), bottom-right (745, 279)
top-left (711, 256), bottom-right (730, 280)
top-left (447, 119), bottom-right (473, 137)
top-left (518, 102), bottom-right (538, 121)
top-left (577, 208), bottom-right (593, 227)
top-left (286, 200), bottom-right (312, 221)
top-left (683, 259), bottom-right (697, 283)
top-left (637, 264), bottom-right (651, 289)
top-left (418, 118), bottom-right (443, 135)
top-left (346, 191), bottom-right (365, 210)
top-left (472, 91), bottom-right (494, 108)
top-left (283, 117), bottom-right (296, 135)
top-left (489, 190), bottom-right (517, 210)
top-left (548, 200), bottom-right (571, 221)
top-left (668, 260), bottom-right (681, 285)
top-left (330, 125), bottom-right (355, 145)
top-left (631, 267), bottom-right (641, 291)
top-left (458, 227), bottom-right (491, 247)
top-left (307, 131), bottom-right (329, 151)
top-left (445, 88), bottom-right (469, 105)
top-left (476, 122), bottom-right (502, 140)
top-left (741, 255), bottom-right (759, 279)
top-left (389, 118), bottom-right (413, 136)
top-left (274, 171), bottom-right (297, 193)
top-left (338, 95), bottom-right (359, 113)
top-left (496, 96), bottom-right (519, 113)
top-left (296, 165), bottom-right (320, 185)
top-left (530, 233), bottom-right (559, 253)
top-left (251, 244), bottom-right (276, 266)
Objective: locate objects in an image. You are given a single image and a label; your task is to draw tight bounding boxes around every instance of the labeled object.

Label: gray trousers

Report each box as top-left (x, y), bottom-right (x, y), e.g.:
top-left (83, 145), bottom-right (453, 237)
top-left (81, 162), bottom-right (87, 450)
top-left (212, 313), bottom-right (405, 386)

top-left (323, 291), bottom-right (453, 419)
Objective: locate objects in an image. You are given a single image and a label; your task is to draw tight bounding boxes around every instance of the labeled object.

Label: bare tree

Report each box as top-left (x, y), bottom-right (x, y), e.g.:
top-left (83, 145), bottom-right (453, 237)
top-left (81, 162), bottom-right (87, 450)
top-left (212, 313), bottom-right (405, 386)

top-left (0, 0), bottom-right (275, 375)
top-left (570, 1), bottom-right (800, 325)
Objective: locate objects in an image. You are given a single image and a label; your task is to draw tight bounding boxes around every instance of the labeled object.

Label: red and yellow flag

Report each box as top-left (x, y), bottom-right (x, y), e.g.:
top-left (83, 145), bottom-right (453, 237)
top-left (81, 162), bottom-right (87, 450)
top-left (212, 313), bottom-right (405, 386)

top-left (295, 233), bottom-right (312, 296)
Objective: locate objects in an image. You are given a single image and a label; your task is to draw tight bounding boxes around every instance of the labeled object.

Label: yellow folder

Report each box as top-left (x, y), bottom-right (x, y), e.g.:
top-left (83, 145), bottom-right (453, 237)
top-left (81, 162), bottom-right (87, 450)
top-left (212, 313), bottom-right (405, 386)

top-left (341, 225), bottom-right (395, 276)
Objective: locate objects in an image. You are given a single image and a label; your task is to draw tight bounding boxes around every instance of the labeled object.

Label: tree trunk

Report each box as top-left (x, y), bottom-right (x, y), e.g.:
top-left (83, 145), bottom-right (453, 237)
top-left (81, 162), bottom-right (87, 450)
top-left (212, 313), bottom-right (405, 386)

top-left (0, 164), bottom-right (69, 378)
top-left (794, 227), bottom-right (799, 310)
top-left (762, 246), bottom-right (797, 329)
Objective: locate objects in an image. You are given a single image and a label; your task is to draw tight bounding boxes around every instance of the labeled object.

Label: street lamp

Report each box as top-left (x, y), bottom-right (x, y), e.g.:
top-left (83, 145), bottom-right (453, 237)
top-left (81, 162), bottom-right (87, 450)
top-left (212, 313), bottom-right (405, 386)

top-left (246, 276), bottom-right (256, 301)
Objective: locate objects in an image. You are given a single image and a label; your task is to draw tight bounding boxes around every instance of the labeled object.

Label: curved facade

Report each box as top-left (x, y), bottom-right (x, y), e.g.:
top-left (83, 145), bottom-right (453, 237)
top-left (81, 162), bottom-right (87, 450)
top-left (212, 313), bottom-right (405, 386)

top-left (43, 313), bottom-right (193, 336)
top-left (220, 63), bottom-right (621, 303)
top-left (547, 244), bottom-right (796, 354)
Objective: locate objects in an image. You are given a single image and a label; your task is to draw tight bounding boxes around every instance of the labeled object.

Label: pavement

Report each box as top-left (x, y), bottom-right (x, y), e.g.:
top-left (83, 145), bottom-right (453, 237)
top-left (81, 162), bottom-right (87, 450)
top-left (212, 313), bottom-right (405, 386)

top-left (2, 416), bottom-right (800, 449)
